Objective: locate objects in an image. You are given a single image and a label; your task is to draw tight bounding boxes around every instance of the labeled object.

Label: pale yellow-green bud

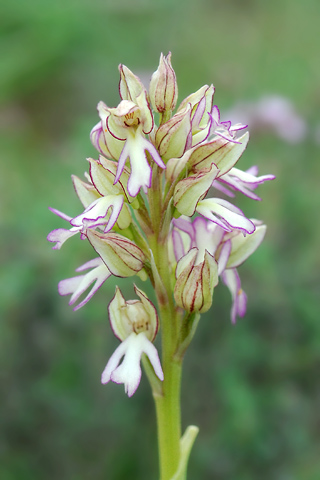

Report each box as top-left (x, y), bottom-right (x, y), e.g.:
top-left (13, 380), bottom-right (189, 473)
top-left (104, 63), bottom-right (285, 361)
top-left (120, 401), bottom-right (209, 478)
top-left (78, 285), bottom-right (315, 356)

top-left (149, 52), bottom-right (178, 114)
top-left (174, 248), bottom-right (218, 313)
top-left (119, 64), bottom-right (146, 103)
top-left (86, 230), bottom-right (145, 277)
top-left (173, 163), bottom-right (219, 217)
top-left (155, 104), bottom-right (192, 161)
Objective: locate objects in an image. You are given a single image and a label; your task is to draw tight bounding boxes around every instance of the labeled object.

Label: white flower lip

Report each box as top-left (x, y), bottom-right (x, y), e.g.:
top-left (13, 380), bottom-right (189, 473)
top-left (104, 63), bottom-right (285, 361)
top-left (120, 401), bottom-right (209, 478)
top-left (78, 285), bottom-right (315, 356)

top-left (101, 332), bottom-right (163, 397)
top-left (196, 197), bottom-right (256, 235)
top-left (58, 258), bottom-right (111, 310)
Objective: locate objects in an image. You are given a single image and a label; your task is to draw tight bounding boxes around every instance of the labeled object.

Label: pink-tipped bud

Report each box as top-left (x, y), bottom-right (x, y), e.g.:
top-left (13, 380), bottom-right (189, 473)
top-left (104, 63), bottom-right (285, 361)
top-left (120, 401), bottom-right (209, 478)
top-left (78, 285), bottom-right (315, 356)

top-left (155, 104), bottom-right (192, 161)
top-left (174, 248), bottom-right (218, 313)
top-left (149, 52), bottom-right (178, 114)
top-left (119, 64), bottom-right (146, 103)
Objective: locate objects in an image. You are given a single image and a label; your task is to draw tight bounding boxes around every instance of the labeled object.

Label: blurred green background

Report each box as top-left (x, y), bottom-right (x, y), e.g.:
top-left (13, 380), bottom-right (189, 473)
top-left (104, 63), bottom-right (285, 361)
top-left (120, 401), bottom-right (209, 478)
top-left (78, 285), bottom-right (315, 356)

top-left (1, 0), bottom-right (320, 479)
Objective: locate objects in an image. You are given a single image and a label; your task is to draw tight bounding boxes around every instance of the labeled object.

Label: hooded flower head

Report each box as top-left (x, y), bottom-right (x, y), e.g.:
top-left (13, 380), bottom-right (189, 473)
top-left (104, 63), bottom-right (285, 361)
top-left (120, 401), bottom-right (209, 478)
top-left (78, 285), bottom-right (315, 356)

top-left (96, 95), bottom-right (165, 197)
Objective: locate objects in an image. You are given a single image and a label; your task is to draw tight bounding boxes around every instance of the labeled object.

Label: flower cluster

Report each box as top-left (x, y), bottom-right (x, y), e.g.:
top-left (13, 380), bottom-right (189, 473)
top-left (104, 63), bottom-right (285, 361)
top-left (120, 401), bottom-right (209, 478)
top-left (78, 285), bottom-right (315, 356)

top-left (48, 53), bottom-right (274, 396)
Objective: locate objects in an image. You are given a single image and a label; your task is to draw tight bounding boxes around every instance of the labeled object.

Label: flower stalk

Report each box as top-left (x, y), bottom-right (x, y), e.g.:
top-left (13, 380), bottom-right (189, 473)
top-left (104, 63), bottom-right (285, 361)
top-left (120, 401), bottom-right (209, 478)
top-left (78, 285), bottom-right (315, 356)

top-left (48, 53), bottom-right (274, 480)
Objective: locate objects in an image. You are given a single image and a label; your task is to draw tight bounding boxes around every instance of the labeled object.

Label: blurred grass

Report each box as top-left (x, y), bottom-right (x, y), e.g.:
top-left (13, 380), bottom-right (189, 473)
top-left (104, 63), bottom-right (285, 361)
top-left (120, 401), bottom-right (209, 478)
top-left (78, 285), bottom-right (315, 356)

top-left (1, 0), bottom-right (320, 479)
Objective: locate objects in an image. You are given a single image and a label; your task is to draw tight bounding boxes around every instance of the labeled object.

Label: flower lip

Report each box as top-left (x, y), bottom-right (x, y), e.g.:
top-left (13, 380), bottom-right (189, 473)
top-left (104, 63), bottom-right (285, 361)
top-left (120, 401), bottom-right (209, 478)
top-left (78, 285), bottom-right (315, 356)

top-left (47, 207), bottom-right (81, 249)
top-left (196, 198), bottom-right (256, 235)
top-left (101, 332), bottom-right (163, 397)
top-left (47, 227), bottom-right (80, 250)
top-left (113, 132), bottom-right (165, 197)
top-left (215, 167), bottom-right (276, 201)
top-left (58, 258), bottom-right (111, 310)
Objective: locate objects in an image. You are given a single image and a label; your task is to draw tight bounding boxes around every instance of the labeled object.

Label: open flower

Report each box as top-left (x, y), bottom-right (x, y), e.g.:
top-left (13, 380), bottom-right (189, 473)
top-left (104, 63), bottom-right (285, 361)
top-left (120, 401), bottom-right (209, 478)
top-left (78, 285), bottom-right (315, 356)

top-left (102, 286), bottom-right (164, 396)
top-left (98, 97), bottom-right (165, 197)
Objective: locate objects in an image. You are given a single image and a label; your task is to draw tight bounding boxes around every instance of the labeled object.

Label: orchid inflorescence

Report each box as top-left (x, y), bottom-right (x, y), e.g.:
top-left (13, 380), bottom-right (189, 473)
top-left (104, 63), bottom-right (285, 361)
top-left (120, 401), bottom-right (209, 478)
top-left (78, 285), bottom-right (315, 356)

top-left (48, 53), bottom-right (274, 479)
top-left (48, 52), bottom-right (274, 402)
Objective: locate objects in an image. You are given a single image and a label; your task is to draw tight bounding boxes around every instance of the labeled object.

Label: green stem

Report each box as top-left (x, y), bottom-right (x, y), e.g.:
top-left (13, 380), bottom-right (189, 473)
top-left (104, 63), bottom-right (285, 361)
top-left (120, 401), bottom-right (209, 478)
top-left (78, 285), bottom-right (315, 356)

top-left (152, 237), bottom-right (183, 479)
top-left (154, 357), bottom-right (182, 480)
top-left (147, 168), bottom-right (183, 480)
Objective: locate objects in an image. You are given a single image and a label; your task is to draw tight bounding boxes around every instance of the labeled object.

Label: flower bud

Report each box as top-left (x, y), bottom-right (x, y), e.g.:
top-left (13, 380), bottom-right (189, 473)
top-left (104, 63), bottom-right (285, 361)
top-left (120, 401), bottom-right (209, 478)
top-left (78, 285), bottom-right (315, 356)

top-left (155, 104), bottom-right (192, 161)
top-left (174, 248), bottom-right (218, 313)
top-left (177, 84), bottom-right (215, 134)
top-left (86, 230), bottom-right (145, 277)
top-left (190, 132), bottom-right (249, 176)
top-left (149, 52), bottom-right (178, 114)
top-left (174, 163), bottom-right (219, 217)
top-left (119, 64), bottom-right (146, 103)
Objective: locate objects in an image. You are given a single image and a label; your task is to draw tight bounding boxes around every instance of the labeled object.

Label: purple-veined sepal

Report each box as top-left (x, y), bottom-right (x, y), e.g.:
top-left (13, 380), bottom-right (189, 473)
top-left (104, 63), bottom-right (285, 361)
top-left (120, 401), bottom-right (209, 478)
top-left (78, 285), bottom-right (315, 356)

top-left (72, 174), bottom-right (101, 208)
top-left (177, 84), bottom-right (215, 138)
top-left (190, 132), bottom-right (249, 176)
top-left (90, 121), bottom-right (114, 159)
top-left (86, 229), bottom-right (145, 277)
top-left (119, 64), bottom-right (147, 103)
top-left (173, 164), bottom-right (220, 217)
top-left (155, 104), bottom-right (192, 161)
top-left (224, 223), bottom-right (267, 268)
